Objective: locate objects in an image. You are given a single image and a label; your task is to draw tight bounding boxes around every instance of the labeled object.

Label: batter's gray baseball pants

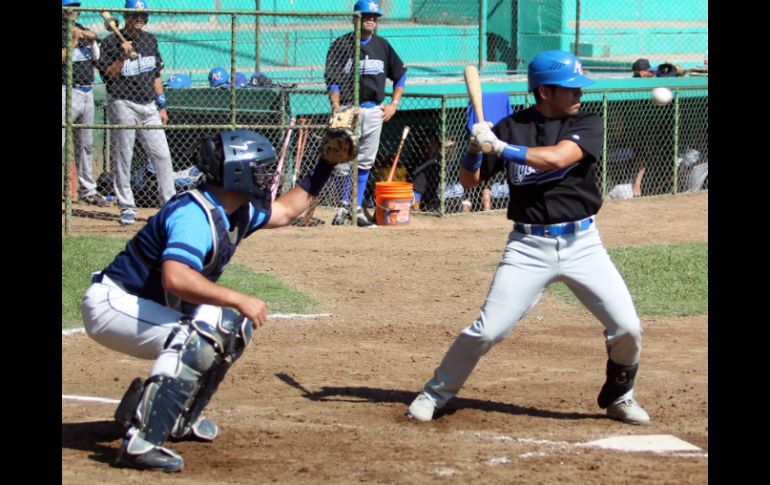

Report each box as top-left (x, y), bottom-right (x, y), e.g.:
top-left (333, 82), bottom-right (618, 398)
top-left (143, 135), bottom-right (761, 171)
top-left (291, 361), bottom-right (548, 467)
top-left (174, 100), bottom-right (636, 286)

top-left (421, 223), bottom-right (642, 407)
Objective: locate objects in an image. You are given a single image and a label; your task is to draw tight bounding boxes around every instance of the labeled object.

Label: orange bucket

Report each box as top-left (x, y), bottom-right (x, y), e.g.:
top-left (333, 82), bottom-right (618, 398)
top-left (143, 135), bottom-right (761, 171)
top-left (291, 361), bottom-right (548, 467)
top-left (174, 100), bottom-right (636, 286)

top-left (375, 181), bottom-right (413, 226)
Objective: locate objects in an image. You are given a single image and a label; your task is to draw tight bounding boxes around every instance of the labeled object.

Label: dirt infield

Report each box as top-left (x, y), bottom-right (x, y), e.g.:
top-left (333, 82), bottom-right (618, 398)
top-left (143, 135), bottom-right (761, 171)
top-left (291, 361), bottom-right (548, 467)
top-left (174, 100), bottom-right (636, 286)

top-left (62, 191), bottom-right (708, 484)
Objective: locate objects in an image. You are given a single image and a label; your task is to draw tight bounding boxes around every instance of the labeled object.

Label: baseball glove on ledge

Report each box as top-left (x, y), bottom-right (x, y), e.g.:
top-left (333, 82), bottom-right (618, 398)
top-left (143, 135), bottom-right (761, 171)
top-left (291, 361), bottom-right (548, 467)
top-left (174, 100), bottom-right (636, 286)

top-left (321, 107), bottom-right (360, 164)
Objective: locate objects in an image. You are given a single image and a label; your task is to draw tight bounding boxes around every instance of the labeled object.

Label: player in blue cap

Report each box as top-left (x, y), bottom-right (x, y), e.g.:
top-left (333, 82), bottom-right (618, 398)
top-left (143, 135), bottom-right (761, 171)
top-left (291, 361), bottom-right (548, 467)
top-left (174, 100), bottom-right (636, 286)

top-left (408, 50), bottom-right (651, 426)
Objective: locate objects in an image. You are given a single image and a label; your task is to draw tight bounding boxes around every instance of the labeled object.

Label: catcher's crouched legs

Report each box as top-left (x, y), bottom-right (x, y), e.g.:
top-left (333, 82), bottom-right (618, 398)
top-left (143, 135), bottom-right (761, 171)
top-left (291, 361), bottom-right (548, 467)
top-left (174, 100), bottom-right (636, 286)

top-left (115, 306), bottom-right (253, 472)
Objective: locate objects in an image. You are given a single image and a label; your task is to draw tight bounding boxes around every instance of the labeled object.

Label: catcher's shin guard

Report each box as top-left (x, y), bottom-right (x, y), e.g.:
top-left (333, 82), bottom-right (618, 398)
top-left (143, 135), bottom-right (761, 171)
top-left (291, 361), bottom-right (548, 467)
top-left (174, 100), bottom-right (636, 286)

top-left (597, 359), bottom-right (639, 408)
top-left (169, 307), bottom-right (253, 441)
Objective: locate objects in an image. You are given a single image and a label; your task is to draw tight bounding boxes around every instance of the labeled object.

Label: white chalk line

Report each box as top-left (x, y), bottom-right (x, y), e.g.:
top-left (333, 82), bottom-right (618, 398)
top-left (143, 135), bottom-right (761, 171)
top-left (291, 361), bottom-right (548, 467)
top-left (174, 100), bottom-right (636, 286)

top-left (62, 312), bottom-right (334, 336)
top-left (62, 394), bottom-right (120, 404)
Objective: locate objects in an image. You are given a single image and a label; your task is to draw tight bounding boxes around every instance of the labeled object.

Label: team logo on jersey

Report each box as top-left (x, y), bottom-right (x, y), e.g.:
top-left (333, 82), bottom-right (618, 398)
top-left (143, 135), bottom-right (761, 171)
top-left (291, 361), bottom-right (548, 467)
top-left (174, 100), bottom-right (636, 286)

top-left (72, 45), bottom-right (93, 62)
top-left (121, 55), bottom-right (157, 77)
top-left (361, 57), bottom-right (385, 75)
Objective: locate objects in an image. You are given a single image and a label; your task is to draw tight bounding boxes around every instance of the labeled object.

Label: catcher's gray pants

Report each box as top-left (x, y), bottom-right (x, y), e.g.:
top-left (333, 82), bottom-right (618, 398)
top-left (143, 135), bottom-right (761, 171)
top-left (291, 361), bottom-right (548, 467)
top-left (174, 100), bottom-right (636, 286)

top-left (61, 85), bottom-right (97, 198)
top-left (421, 223), bottom-right (642, 407)
top-left (108, 98), bottom-right (176, 214)
top-left (82, 273), bottom-right (213, 379)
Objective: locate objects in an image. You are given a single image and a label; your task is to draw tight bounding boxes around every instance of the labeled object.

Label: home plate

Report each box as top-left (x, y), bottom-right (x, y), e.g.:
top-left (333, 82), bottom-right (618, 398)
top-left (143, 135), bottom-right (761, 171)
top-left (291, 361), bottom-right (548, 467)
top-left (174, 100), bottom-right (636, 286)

top-left (578, 435), bottom-right (701, 453)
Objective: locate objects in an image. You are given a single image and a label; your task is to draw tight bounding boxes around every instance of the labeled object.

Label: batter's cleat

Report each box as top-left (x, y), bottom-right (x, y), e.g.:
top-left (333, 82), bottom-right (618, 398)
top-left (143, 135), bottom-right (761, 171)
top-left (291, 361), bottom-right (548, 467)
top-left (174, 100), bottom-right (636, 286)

top-left (120, 212), bottom-right (136, 225)
top-left (355, 207), bottom-right (377, 228)
top-left (407, 392), bottom-right (437, 422)
top-left (170, 418), bottom-right (219, 442)
top-left (606, 397), bottom-right (651, 425)
top-left (331, 207), bottom-right (351, 225)
top-left (115, 437), bottom-right (184, 473)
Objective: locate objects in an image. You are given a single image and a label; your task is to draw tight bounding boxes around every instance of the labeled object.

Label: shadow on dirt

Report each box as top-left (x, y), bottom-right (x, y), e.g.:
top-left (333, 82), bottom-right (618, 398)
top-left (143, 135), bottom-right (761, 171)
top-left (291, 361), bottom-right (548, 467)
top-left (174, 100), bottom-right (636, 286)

top-left (275, 372), bottom-right (604, 421)
top-left (61, 420), bottom-right (123, 465)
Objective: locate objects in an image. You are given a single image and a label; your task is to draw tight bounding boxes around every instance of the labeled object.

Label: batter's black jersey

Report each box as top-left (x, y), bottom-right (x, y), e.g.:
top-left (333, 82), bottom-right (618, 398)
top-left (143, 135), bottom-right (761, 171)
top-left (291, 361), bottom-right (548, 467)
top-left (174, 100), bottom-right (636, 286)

top-left (97, 30), bottom-right (163, 103)
top-left (325, 32), bottom-right (406, 105)
top-left (480, 107), bottom-right (604, 224)
top-left (61, 21), bottom-right (96, 86)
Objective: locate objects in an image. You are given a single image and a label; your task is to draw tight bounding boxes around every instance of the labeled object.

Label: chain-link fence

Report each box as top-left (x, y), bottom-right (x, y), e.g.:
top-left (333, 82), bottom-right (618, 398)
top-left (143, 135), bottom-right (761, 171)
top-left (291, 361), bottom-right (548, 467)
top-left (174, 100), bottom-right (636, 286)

top-left (63, 4), bottom-right (707, 234)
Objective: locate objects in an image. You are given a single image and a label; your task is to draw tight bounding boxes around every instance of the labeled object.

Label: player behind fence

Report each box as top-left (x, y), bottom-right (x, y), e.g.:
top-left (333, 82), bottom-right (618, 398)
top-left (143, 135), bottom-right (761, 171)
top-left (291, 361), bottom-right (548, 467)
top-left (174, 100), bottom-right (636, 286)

top-left (326, 0), bottom-right (407, 228)
top-left (407, 50), bottom-right (651, 426)
top-left (81, 129), bottom-right (341, 472)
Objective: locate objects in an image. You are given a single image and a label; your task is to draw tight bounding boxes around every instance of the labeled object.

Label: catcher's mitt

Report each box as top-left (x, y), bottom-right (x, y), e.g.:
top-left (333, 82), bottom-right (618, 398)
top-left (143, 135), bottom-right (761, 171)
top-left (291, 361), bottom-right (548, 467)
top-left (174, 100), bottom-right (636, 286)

top-left (321, 107), bottom-right (360, 164)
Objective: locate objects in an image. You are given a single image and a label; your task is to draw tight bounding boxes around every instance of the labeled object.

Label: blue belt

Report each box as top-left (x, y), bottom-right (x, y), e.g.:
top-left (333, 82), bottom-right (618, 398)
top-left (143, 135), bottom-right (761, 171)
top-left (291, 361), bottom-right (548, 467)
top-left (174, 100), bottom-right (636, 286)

top-left (514, 217), bottom-right (594, 237)
top-left (360, 101), bottom-right (377, 108)
top-left (74, 85), bottom-right (93, 93)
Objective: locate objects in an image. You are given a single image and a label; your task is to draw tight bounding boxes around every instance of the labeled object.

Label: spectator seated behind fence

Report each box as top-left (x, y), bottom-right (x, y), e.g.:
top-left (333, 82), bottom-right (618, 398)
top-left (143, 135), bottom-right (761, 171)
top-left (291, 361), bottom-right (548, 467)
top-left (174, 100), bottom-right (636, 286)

top-left (605, 113), bottom-right (646, 200)
top-left (407, 129), bottom-right (442, 212)
top-left (96, 0), bottom-right (176, 225)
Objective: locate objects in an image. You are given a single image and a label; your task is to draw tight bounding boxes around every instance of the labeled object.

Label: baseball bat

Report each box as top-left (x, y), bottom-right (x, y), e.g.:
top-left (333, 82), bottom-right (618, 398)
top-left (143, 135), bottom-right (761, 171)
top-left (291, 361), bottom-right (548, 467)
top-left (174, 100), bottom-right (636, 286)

top-left (100, 12), bottom-right (138, 60)
top-left (270, 118), bottom-right (296, 201)
top-left (463, 65), bottom-right (492, 153)
top-left (291, 118), bottom-right (309, 188)
top-left (386, 125), bottom-right (410, 183)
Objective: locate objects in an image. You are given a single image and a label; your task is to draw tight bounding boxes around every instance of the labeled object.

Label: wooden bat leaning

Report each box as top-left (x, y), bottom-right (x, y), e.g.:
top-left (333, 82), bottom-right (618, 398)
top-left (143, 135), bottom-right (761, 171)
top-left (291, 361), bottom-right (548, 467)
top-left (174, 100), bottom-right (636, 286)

top-left (100, 12), bottom-right (138, 60)
top-left (463, 65), bottom-right (492, 153)
top-left (386, 125), bottom-right (410, 183)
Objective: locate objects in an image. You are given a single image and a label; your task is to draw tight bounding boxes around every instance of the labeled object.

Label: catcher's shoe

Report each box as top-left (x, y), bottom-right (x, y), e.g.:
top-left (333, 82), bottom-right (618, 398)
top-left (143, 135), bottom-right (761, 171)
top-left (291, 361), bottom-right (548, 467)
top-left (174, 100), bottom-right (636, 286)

top-left (115, 435), bottom-right (184, 473)
top-left (355, 207), bottom-right (377, 228)
top-left (407, 392), bottom-right (437, 422)
top-left (169, 418), bottom-right (219, 442)
top-left (332, 207), bottom-right (351, 225)
top-left (606, 397), bottom-right (650, 425)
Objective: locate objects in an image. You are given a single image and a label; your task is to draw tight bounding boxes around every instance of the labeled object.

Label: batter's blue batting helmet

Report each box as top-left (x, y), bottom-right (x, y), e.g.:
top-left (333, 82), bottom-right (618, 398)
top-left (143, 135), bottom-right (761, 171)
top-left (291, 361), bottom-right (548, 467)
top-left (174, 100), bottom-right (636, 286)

top-left (354, 0), bottom-right (382, 16)
top-left (125, 0), bottom-right (148, 9)
top-left (62, 0), bottom-right (81, 6)
top-left (198, 130), bottom-right (278, 206)
top-left (527, 50), bottom-right (595, 92)
top-left (164, 73), bottom-right (192, 88)
top-left (208, 67), bottom-right (230, 88)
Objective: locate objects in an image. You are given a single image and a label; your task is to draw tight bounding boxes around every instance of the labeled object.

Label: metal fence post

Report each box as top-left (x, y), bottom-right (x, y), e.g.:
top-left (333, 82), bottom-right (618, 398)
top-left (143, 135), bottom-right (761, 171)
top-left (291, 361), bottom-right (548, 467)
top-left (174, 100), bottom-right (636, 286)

top-left (672, 89), bottom-right (681, 194)
top-left (600, 91), bottom-right (608, 197)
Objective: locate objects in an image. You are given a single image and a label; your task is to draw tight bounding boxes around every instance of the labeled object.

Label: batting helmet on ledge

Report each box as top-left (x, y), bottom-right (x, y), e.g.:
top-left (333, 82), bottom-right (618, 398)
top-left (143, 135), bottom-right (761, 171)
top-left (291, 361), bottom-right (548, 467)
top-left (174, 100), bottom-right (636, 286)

top-left (527, 50), bottom-right (595, 92)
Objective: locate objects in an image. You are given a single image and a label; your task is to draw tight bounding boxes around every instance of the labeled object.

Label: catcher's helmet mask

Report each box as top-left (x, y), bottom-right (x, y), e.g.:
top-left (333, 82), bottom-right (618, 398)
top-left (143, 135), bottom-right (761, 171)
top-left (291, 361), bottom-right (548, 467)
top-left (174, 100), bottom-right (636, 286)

top-left (198, 130), bottom-right (278, 207)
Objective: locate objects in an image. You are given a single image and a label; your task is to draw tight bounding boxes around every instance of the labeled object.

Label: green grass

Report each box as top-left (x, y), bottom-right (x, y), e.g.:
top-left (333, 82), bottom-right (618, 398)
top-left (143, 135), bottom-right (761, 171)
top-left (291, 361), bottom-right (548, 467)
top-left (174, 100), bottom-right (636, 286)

top-left (548, 242), bottom-right (708, 316)
top-left (62, 236), bottom-right (321, 329)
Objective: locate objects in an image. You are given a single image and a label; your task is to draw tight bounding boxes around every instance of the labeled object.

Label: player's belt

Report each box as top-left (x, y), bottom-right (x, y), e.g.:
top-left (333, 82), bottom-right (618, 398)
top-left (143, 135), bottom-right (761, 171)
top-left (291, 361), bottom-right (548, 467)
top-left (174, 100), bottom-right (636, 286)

top-left (359, 101), bottom-right (377, 108)
top-left (514, 217), bottom-right (593, 237)
top-left (91, 272), bottom-right (128, 292)
top-left (73, 85), bottom-right (93, 92)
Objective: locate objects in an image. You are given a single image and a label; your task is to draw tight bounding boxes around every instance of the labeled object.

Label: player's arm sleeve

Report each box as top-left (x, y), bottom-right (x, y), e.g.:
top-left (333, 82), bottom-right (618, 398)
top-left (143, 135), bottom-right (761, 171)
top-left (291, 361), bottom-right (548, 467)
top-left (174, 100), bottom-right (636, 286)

top-left (386, 42), bottom-right (406, 83)
top-left (560, 114), bottom-right (604, 163)
top-left (154, 38), bottom-right (164, 77)
top-left (96, 36), bottom-right (118, 77)
top-left (244, 202), bottom-right (272, 237)
top-left (162, 205), bottom-right (214, 271)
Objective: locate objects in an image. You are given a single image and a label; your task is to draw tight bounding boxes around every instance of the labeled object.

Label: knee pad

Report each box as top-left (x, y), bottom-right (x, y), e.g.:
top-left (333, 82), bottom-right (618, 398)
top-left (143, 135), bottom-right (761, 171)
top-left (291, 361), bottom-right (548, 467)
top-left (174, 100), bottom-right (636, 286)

top-left (597, 359), bottom-right (639, 408)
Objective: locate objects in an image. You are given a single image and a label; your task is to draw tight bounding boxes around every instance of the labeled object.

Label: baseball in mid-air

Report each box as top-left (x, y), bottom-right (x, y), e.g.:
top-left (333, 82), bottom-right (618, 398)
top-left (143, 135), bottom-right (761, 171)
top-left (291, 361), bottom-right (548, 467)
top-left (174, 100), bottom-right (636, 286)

top-left (651, 87), bottom-right (673, 106)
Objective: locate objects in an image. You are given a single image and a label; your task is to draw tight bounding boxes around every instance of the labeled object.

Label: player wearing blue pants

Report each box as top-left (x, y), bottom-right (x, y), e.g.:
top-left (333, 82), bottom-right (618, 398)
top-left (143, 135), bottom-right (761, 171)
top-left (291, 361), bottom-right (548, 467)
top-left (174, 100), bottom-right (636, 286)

top-left (325, 0), bottom-right (406, 228)
top-left (81, 129), bottom-right (339, 472)
top-left (408, 50), bottom-right (650, 425)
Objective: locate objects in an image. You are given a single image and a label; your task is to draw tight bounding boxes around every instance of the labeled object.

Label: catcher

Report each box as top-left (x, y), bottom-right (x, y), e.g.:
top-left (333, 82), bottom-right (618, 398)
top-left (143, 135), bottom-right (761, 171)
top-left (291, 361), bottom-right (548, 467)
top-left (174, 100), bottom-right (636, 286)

top-left (81, 129), bottom-right (340, 472)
